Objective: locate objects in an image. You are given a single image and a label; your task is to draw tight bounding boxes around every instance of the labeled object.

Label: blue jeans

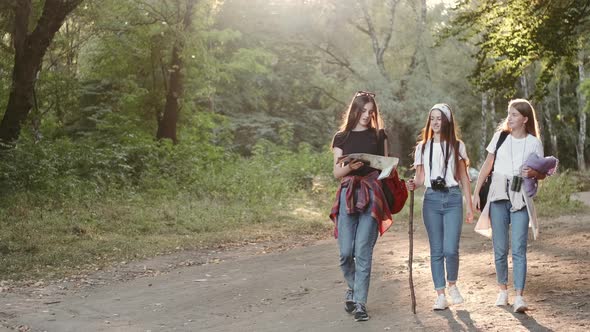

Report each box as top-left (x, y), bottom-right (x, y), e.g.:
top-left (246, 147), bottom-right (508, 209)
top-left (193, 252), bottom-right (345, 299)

top-left (422, 187), bottom-right (463, 290)
top-left (337, 187), bottom-right (379, 304)
top-left (489, 200), bottom-right (529, 291)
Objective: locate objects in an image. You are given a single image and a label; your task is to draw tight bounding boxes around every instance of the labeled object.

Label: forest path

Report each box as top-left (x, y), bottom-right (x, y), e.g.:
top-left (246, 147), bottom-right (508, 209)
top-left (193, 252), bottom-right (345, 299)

top-left (2, 194), bottom-right (589, 331)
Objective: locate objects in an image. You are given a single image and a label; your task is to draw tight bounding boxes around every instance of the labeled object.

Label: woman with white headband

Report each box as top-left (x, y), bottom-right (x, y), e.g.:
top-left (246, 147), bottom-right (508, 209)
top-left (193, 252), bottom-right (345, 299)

top-left (407, 103), bottom-right (474, 310)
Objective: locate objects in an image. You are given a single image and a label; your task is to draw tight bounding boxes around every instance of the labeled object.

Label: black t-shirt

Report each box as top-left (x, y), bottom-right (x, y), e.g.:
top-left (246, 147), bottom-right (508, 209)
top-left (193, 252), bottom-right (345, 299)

top-left (332, 128), bottom-right (387, 176)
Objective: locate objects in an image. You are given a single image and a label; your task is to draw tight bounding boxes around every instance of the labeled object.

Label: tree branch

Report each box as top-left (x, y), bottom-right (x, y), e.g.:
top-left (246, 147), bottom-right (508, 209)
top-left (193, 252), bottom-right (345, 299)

top-left (358, 0), bottom-right (380, 58)
top-left (134, 0), bottom-right (176, 25)
top-left (379, 0), bottom-right (401, 59)
top-left (27, 0), bottom-right (84, 62)
top-left (355, 0), bottom-right (399, 82)
top-left (313, 42), bottom-right (363, 80)
top-left (13, 0), bottom-right (30, 56)
top-left (399, 0), bottom-right (426, 100)
top-left (349, 20), bottom-right (370, 36)
top-left (310, 85), bottom-right (347, 106)
top-left (44, 31), bottom-right (97, 71)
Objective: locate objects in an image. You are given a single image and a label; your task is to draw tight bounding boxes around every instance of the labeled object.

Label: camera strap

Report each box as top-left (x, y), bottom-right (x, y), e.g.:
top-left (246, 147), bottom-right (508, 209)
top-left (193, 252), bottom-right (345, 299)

top-left (510, 133), bottom-right (528, 176)
top-left (429, 139), bottom-right (450, 181)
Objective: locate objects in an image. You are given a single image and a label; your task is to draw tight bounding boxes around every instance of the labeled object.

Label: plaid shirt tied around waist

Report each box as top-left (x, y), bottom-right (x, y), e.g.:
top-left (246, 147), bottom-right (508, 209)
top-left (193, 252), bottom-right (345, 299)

top-left (329, 170), bottom-right (393, 238)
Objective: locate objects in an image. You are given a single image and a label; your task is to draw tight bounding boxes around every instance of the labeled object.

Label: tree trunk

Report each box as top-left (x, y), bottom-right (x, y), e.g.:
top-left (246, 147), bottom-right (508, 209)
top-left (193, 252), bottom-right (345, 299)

top-left (542, 100), bottom-right (558, 157)
top-left (356, 0), bottom-right (401, 83)
top-left (490, 97), bottom-right (496, 127)
top-left (0, 0), bottom-right (83, 146)
top-left (313, 42), bottom-right (363, 80)
top-left (398, 0), bottom-right (426, 100)
top-left (479, 92), bottom-right (488, 168)
top-left (520, 73), bottom-right (529, 99)
top-left (156, 0), bottom-right (196, 143)
top-left (157, 45), bottom-right (183, 143)
top-left (554, 74), bottom-right (564, 159)
top-left (556, 76), bottom-right (562, 120)
top-left (576, 49), bottom-right (587, 171)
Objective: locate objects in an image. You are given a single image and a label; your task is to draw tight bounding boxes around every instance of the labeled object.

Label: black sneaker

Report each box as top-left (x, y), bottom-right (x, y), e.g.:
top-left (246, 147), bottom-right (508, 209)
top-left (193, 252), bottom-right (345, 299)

top-left (354, 303), bottom-right (369, 321)
top-left (344, 289), bottom-right (355, 313)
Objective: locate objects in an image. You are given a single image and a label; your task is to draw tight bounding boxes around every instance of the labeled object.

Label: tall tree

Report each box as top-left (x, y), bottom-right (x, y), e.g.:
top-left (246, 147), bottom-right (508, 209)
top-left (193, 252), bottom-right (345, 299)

top-left (398, 0), bottom-right (426, 100)
top-left (479, 91), bottom-right (488, 167)
top-left (445, 0), bottom-right (590, 169)
top-left (0, 0), bottom-right (84, 146)
top-left (156, 0), bottom-right (197, 143)
top-left (576, 47), bottom-right (587, 170)
top-left (354, 0), bottom-right (402, 83)
top-left (445, 0), bottom-right (590, 96)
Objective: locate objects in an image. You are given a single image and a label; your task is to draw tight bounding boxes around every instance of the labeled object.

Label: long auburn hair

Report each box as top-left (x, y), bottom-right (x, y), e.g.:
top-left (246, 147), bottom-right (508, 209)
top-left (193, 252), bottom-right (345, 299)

top-left (415, 104), bottom-right (467, 180)
top-left (496, 99), bottom-right (541, 138)
top-left (332, 92), bottom-right (384, 145)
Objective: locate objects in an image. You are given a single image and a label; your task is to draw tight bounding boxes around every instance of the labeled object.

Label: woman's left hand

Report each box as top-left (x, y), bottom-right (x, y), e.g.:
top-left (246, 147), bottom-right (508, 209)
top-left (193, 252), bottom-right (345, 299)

top-left (521, 166), bottom-right (536, 178)
top-left (465, 208), bottom-right (474, 224)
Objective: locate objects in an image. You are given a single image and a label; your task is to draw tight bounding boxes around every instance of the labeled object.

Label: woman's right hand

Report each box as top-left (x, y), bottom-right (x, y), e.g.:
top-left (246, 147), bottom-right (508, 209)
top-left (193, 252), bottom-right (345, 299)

top-left (407, 179), bottom-right (416, 191)
top-left (473, 194), bottom-right (481, 212)
top-left (348, 159), bottom-right (364, 171)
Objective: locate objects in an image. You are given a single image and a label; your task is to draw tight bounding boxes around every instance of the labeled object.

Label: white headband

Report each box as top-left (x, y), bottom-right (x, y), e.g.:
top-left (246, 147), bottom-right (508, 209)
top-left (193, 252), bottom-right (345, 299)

top-left (430, 103), bottom-right (451, 121)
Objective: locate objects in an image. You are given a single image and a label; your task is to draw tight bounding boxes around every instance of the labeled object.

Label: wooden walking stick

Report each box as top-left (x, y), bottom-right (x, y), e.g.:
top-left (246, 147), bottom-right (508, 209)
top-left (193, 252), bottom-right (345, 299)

top-left (408, 189), bottom-right (417, 314)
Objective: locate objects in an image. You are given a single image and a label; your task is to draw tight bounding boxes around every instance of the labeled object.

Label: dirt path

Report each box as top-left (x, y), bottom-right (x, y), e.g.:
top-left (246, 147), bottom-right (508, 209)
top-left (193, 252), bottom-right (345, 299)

top-left (1, 196), bottom-right (589, 331)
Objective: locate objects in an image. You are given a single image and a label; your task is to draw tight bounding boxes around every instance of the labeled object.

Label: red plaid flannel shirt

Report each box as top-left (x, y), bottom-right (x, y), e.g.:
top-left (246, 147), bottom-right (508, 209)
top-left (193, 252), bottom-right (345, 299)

top-left (329, 170), bottom-right (393, 238)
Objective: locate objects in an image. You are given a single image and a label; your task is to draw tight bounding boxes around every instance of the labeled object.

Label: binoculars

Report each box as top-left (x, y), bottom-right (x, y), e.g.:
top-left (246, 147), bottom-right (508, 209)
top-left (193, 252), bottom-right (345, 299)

top-left (510, 175), bottom-right (523, 192)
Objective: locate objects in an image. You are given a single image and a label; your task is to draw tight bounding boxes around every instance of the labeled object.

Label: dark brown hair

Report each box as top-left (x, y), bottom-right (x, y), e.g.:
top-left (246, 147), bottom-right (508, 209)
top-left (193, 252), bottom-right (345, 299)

top-left (331, 92), bottom-right (385, 148)
top-left (338, 92), bottom-right (383, 132)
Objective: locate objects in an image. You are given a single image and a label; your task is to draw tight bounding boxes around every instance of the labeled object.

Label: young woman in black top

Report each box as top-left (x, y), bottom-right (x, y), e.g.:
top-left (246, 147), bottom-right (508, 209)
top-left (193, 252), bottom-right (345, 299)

top-left (329, 91), bottom-right (392, 322)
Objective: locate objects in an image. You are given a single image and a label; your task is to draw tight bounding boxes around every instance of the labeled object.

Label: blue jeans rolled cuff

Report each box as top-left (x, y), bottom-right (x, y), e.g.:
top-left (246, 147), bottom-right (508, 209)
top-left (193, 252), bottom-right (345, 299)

top-left (422, 186), bottom-right (463, 290)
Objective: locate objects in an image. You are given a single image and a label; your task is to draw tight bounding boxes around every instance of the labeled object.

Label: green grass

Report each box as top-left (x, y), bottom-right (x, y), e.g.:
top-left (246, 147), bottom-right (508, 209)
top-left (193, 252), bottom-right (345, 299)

top-left (0, 190), bottom-right (333, 281)
top-left (0, 169), bottom-right (586, 282)
top-left (0, 135), bottom-right (338, 281)
top-left (393, 171), bottom-right (587, 222)
top-left (535, 171), bottom-right (587, 217)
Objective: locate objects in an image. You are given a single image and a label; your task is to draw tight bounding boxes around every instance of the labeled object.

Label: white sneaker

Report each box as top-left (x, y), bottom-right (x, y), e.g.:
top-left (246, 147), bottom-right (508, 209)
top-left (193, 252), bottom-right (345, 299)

top-left (513, 296), bottom-right (528, 313)
top-left (448, 285), bottom-right (464, 304)
top-left (432, 294), bottom-right (448, 310)
top-left (495, 290), bottom-right (509, 306)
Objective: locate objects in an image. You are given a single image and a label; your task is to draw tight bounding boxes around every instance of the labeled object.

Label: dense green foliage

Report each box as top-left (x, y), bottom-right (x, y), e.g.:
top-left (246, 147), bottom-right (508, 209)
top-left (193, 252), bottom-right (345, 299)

top-left (0, 0), bottom-right (589, 280)
top-left (0, 120), bottom-right (335, 279)
top-left (445, 0), bottom-right (590, 96)
top-left (0, 111), bottom-right (331, 202)
top-left (444, 0), bottom-right (590, 167)
top-left (1, 0), bottom-right (587, 166)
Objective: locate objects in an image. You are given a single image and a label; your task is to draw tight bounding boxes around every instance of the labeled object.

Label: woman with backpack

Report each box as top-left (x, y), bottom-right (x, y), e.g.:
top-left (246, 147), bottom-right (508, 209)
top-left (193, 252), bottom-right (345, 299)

top-left (473, 99), bottom-right (546, 313)
top-left (329, 91), bottom-right (393, 322)
top-left (406, 103), bottom-right (474, 310)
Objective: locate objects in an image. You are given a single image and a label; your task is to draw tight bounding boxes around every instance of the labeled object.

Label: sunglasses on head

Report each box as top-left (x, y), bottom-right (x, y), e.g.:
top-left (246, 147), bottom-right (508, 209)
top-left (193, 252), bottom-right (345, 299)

top-left (355, 90), bottom-right (376, 98)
